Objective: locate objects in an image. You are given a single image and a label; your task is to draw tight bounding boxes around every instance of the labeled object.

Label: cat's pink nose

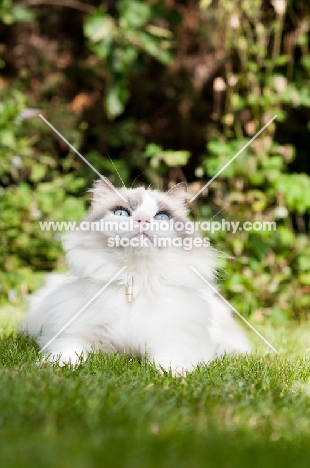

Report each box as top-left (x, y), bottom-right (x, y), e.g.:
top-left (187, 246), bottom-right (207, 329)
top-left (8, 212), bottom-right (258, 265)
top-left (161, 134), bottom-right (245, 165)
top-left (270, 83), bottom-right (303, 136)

top-left (134, 212), bottom-right (151, 223)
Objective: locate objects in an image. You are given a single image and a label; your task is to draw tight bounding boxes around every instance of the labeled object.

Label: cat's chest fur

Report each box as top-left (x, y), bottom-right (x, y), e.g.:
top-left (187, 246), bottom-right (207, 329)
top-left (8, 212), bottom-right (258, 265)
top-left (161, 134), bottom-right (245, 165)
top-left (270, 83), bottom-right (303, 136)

top-left (78, 272), bottom-right (214, 357)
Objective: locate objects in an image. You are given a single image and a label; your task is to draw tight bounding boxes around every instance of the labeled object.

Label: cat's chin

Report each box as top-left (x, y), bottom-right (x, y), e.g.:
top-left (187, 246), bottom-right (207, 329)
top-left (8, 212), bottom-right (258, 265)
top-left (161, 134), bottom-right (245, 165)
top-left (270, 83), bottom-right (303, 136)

top-left (131, 232), bottom-right (153, 243)
top-left (127, 234), bottom-right (155, 255)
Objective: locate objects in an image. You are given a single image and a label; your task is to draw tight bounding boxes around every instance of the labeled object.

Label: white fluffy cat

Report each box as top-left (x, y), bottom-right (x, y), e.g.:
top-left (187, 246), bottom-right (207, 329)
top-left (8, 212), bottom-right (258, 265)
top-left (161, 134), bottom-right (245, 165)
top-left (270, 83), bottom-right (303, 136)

top-left (21, 178), bottom-right (250, 375)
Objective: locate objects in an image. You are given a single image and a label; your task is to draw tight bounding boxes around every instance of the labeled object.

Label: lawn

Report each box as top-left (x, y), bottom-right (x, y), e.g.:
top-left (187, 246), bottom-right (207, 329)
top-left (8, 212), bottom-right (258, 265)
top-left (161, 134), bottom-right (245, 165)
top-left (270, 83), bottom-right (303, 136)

top-left (0, 302), bottom-right (310, 468)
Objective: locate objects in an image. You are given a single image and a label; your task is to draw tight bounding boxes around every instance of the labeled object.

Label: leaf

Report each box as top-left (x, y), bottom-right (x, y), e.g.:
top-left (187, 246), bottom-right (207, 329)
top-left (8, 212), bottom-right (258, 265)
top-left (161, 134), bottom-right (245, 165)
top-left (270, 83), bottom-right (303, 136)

top-left (145, 24), bottom-right (173, 38)
top-left (118, 0), bottom-right (151, 29)
top-left (84, 11), bottom-right (114, 43)
top-left (162, 150), bottom-right (191, 167)
top-left (298, 273), bottom-right (310, 286)
top-left (208, 141), bottom-right (231, 156)
top-left (105, 83), bottom-right (129, 118)
top-left (276, 226), bottom-right (295, 247)
top-left (10, 6), bottom-right (34, 22)
top-left (301, 56), bottom-right (310, 70)
top-left (249, 171), bottom-right (265, 186)
top-left (297, 253), bottom-right (310, 271)
top-left (92, 41), bottom-right (111, 59)
top-left (30, 164), bottom-right (46, 183)
top-left (204, 152), bottom-right (237, 178)
top-left (0, 130), bottom-right (16, 150)
top-left (274, 55), bottom-right (290, 66)
top-left (135, 31), bottom-right (172, 65)
top-left (144, 143), bottom-right (162, 158)
top-left (261, 156), bottom-right (283, 171)
top-left (112, 46), bottom-right (138, 73)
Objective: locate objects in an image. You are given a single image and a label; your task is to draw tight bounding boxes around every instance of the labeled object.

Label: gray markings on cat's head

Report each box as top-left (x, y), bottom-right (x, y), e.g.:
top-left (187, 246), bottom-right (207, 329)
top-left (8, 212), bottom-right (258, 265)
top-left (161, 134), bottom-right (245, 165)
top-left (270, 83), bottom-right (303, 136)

top-left (88, 178), bottom-right (189, 223)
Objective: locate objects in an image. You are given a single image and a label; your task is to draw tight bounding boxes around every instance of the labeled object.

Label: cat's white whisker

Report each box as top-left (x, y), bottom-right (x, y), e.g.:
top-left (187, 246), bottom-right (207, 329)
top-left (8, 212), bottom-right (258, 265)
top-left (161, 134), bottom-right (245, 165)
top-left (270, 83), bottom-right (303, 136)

top-left (131, 171), bottom-right (148, 188)
top-left (38, 114), bottom-right (128, 203)
top-left (106, 153), bottom-right (126, 188)
top-left (190, 266), bottom-right (278, 354)
top-left (207, 203), bottom-right (230, 223)
top-left (189, 115), bottom-right (277, 202)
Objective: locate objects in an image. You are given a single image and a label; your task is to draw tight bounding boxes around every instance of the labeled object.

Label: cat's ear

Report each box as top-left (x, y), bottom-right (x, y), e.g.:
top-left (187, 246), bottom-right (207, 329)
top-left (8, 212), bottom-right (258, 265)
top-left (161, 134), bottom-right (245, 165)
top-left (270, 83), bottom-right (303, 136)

top-left (167, 182), bottom-right (188, 206)
top-left (89, 177), bottom-right (117, 203)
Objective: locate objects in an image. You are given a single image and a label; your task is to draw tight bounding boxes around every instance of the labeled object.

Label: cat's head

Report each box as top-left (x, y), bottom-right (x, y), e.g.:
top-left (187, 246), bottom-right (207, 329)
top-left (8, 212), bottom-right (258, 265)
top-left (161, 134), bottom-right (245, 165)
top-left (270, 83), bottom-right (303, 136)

top-left (83, 177), bottom-right (192, 249)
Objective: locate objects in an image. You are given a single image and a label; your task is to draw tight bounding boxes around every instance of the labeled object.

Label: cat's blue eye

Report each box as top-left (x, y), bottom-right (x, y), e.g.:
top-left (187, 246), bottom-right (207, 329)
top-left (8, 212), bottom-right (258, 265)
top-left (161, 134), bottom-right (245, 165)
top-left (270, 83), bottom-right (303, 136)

top-left (114, 208), bottom-right (130, 217)
top-left (154, 212), bottom-right (170, 221)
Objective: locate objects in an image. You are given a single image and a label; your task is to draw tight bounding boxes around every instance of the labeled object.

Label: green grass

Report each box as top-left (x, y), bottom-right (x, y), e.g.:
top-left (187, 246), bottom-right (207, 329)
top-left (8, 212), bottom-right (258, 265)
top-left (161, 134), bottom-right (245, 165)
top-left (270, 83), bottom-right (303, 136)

top-left (0, 303), bottom-right (310, 468)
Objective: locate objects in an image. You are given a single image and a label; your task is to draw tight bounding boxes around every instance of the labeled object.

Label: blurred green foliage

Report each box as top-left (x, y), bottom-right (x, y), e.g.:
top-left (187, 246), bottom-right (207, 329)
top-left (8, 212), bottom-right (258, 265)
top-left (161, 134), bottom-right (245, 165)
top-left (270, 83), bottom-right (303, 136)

top-left (84, 1), bottom-right (175, 117)
top-left (0, 0), bottom-right (309, 322)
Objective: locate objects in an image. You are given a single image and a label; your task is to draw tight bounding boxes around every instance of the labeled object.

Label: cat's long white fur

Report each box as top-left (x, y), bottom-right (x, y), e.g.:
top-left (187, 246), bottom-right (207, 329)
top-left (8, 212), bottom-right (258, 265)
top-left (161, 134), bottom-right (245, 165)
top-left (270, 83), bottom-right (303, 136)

top-left (21, 180), bottom-right (250, 375)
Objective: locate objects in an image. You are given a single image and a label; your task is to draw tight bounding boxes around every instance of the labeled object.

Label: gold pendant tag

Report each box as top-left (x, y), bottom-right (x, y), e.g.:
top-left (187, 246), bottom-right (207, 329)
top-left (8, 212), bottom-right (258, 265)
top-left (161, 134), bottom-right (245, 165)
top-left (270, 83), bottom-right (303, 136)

top-left (126, 273), bottom-right (133, 303)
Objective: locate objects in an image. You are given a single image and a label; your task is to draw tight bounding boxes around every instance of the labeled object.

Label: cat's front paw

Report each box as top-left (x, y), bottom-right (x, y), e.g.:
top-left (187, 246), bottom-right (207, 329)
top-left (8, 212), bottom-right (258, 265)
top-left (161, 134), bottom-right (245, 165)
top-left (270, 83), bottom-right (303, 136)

top-left (155, 359), bottom-right (190, 377)
top-left (39, 349), bottom-right (86, 366)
